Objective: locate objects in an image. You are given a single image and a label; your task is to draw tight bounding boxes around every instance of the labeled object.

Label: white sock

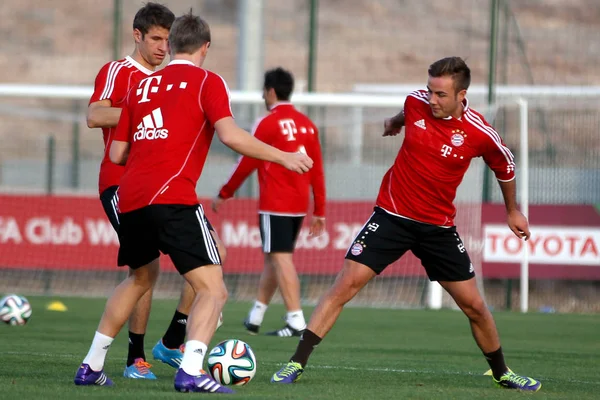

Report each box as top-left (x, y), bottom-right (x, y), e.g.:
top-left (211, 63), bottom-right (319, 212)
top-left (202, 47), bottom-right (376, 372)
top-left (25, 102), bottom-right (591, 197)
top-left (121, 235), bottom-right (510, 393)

top-left (248, 300), bottom-right (268, 326)
top-left (286, 310), bottom-right (306, 331)
top-left (180, 340), bottom-right (208, 376)
top-left (82, 331), bottom-right (114, 371)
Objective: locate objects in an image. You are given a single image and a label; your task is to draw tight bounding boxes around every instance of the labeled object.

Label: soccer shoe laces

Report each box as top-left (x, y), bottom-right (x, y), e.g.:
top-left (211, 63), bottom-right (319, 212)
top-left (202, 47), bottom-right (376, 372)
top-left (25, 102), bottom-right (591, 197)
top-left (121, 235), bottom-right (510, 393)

top-left (133, 359), bottom-right (153, 374)
top-left (500, 371), bottom-right (529, 387)
top-left (279, 362), bottom-right (302, 377)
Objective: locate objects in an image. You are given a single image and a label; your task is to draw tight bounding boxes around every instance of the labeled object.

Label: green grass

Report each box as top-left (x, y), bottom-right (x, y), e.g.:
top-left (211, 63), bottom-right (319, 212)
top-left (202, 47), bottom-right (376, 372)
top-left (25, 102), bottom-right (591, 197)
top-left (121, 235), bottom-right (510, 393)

top-left (1, 296), bottom-right (599, 399)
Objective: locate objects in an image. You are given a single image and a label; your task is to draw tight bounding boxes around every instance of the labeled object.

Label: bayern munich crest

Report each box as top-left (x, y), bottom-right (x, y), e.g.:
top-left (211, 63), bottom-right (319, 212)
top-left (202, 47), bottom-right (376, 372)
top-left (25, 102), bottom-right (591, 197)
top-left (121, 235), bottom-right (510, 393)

top-left (451, 130), bottom-right (465, 147)
top-left (350, 242), bottom-right (363, 256)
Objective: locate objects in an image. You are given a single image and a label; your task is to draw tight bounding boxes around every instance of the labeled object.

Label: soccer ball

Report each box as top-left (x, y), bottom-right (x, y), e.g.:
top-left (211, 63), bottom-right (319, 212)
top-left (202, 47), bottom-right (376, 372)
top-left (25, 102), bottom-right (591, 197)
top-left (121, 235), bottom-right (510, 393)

top-left (207, 339), bottom-right (257, 385)
top-left (0, 294), bottom-right (32, 326)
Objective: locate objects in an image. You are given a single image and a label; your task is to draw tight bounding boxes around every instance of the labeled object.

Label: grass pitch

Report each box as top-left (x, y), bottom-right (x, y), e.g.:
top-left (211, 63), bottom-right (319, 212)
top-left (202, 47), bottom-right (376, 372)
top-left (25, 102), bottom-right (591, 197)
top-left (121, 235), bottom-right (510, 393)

top-left (1, 295), bottom-right (598, 399)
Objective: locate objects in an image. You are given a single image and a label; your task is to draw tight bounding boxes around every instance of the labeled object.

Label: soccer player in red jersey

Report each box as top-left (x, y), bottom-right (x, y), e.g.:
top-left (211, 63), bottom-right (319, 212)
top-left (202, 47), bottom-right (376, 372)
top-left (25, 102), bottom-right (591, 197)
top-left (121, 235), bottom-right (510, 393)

top-left (86, 3), bottom-right (191, 380)
top-left (271, 57), bottom-right (541, 392)
top-left (213, 67), bottom-right (326, 337)
top-left (76, 12), bottom-right (313, 393)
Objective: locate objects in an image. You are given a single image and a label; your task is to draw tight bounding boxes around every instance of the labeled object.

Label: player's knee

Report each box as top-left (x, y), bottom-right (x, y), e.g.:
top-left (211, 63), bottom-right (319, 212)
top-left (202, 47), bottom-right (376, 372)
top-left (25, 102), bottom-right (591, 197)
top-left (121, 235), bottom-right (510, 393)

top-left (213, 284), bottom-right (229, 306)
top-left (462, 297), bottom-right (488, 321)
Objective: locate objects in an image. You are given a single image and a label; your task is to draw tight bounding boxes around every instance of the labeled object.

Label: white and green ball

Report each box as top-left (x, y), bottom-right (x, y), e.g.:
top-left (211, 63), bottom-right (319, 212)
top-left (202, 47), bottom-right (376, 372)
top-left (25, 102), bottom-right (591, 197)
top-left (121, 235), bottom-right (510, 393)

top-left (0, 294), bottom-right (32, 326)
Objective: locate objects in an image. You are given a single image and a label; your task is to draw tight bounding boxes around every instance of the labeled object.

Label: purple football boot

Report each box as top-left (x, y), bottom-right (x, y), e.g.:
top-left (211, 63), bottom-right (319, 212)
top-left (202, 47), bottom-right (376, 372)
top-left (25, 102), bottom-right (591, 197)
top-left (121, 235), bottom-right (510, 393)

top-left (174, 368), bottom-right (235, 394)
top-left (74, 363), bottom-right (113, 386)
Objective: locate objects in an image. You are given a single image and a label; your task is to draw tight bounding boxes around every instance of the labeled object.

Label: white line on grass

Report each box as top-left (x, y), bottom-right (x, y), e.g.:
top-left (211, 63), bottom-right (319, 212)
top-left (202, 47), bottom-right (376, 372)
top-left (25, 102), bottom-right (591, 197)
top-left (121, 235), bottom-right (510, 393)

top-left (2, 351), bottom-right (597, 386)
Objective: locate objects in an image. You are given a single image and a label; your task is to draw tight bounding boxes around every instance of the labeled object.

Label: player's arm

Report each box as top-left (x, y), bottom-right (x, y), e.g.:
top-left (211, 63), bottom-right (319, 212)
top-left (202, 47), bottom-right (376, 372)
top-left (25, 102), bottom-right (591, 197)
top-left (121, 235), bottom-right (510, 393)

top-left (87, 100), bottom-right (122, 128)
top-left (109, 105), bottom-right (131, 165)
top-left (307, 127), bottom-right (326, 236)
top-left (383, 109), bottom-right (405, 136)
top-left (213, 122), bottom-right (267, 213)
top-left (482, 130), bottom-right (530, 240)
top-left (204, 73), bottom-right (312, 174)
top-left (215, 117), bottom-right (311, 173)
top-left (497, 179), bottom-right (530, 240)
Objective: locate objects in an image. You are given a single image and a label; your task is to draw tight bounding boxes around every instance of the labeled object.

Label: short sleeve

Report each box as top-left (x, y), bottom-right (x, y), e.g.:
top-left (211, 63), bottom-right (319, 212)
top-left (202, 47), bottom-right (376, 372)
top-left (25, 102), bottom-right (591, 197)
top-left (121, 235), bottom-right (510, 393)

top-left (200, 72), bottom-right (234, 125)
top-left (89, 61), bottom-right (128, 105)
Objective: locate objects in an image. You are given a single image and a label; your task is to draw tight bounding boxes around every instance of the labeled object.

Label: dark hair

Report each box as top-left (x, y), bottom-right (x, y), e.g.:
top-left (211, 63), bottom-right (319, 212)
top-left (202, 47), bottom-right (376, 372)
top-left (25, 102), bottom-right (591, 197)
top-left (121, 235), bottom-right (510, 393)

top-left (133, 2), bottom-right (175, 37)
top-left (264, 67), bottom-right (294, 101)
top-left (168, 11), bottom-right (211, 54)
top-left (428, 57), bottom-right (471, 92)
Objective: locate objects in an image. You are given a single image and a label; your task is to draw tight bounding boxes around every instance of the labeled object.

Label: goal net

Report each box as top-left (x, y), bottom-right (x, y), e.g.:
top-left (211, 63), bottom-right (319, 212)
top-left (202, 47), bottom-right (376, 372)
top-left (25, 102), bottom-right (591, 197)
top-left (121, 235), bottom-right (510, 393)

top-left (0, 87), bottom-right (486, 309)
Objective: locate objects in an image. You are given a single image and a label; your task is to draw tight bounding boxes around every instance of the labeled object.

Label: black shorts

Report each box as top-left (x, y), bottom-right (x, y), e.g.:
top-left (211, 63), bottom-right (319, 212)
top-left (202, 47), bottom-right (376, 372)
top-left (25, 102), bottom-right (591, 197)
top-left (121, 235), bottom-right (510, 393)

top-left (259, 213), bottom-right (304, 253)
top-left (117, 204), bottom-right (220, 275)
top-left (345, 207), bottom-right (474, 282)
top-left (99, 185), bottom-right (120, 232)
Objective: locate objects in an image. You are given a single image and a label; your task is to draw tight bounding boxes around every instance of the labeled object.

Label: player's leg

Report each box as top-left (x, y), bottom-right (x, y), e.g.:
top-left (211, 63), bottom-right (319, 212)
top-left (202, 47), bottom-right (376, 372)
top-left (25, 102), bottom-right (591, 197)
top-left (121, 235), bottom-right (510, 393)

top-left (244, 255), bottom-right (277, 334)
top-left (271, 260), bottom-right (377, 384)
top-left (125, 270), bottom-right (154, 371)
top-left (272, 208), bottom-right (413, 383)
top-left (264, 252), bottom-right (307, 336)
top-left (160, 205), bottom-right (233, 393)
top-left (415, 226), bottom-right (540, 391)
top-left (440, 278), bottom-right (540, 390)
top-left (174, 264), bottom-right (233, 393)
top-left (153, 219), bottom-right (226, 368)
top-left (245, 214), bottom-right (281, 333)
top-left (75, 206), bottom-right (161, 386)
top-left (260, 215), bottom-right (306, 336)
top-left (98, 186), bottom-right (158, 379)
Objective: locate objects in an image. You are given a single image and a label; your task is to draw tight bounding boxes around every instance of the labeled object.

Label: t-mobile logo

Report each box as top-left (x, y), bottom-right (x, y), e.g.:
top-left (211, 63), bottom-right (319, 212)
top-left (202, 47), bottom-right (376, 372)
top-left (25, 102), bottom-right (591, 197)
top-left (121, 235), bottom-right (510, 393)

top-left (441, 144), bottom-right (453, 157)
top-left (279, 119), bottom-right (298, 141)
top-left (137, 75), bottom-right (162, 103)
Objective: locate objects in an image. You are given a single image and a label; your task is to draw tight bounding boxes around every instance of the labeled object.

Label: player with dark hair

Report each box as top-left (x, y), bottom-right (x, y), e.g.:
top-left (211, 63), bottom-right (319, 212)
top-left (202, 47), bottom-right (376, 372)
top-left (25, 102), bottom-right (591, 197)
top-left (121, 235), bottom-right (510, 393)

top-left (271, 57), bottom-right (541, 392)
top-left (76, 11), bottom-right (313, 393)
top-left (86, 2), bottom-right (199, 380)
top-left (213, 67), bottom-right (326, 337)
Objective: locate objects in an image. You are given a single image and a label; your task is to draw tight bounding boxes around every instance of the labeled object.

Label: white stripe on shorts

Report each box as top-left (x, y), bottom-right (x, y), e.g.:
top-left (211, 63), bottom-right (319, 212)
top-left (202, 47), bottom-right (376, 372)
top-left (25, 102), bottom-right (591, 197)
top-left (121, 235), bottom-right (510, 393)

top-left (110, 192), bottom-right (120, 224)
top-left (195, 205), bottom-right (221, 265)
top-left (261, 213), bottom-right (271, 253)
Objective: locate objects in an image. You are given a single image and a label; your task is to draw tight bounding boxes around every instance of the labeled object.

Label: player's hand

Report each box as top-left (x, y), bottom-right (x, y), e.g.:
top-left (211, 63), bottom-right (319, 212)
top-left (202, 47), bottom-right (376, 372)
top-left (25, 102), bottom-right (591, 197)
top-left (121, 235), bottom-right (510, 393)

top-left (309, 217), bottom-right (326, 237)
top-left (282, 151), bottom-right (313, 174)
top-left (212, 196), bottom-right (227, 213)
top-left (507, 210), bottom-right (530, 240)
top-left (383, 117), bottom-right (403, 137)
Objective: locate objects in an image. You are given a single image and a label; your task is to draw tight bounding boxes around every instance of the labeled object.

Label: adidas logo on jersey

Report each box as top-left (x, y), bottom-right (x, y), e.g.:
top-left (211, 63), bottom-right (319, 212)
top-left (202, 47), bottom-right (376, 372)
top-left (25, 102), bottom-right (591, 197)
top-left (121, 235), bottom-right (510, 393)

top-left (134, 107), bottom-right (169, 141)
top-left (414, 119), bottom-right (426, 130)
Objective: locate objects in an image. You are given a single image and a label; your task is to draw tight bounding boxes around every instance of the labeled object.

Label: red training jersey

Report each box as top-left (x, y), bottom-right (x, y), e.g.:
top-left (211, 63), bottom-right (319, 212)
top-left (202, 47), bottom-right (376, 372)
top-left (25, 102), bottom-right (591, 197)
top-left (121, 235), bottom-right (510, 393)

top-left (89, 56), bottom-right (153, 195)
top-left (376, 90), bottom-right (515, 226)
top-left (218, 103), bottom-right (326, 217)
top-left (114, 60), bottom-right (233, 213)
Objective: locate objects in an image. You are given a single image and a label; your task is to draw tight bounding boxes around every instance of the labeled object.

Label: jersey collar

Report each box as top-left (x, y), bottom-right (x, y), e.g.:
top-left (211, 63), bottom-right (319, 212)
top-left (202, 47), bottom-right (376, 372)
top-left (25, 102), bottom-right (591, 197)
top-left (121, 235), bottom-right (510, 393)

top-left (269, 101), bottom-right (293, 111)
top-left (167, 59), bottom-right (196, 67)
top-left (125, 56), bottom-right (154, 75)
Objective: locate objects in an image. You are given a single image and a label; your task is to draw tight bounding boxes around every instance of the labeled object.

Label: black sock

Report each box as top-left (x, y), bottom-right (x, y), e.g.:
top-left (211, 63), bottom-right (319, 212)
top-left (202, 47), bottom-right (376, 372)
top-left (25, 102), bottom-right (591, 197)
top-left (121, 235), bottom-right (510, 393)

top-left (290, 329), bottom-right (322, 368)
top-left (162, 310), bottom-right (188, 349)
top-left (127, 331), bottom-right (146, 367)
top-left (484, 347), bottom-right (508, 380)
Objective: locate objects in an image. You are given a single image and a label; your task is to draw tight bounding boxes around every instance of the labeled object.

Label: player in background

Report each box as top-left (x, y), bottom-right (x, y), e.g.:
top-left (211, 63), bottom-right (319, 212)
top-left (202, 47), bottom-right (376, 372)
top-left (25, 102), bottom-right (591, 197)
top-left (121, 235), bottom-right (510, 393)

top-left (86, 3), bottom-right (203, 379)
top-left (271, 57), bottom-right (541, 392)
top-left (75, 11), bottom-right (313, 393)
top-left (212, 67), bottom-right (326, 337)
